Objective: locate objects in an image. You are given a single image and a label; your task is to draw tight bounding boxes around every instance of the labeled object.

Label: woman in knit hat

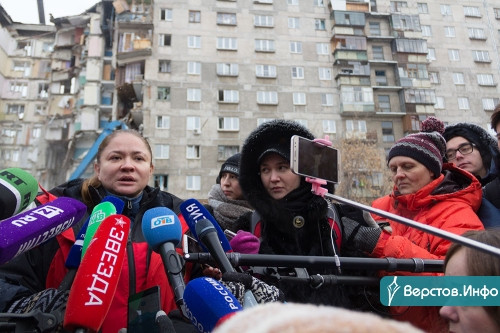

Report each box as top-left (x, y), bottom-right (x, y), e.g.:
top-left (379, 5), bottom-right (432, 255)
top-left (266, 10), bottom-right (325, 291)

top-left (443, 122), bottom-right (499, 186)
top-left (236, 119), bottom-right (377, 311)
top-left (206, 153), bottom-right (253, 233)
top-left (341, 117), bottom-right (485, 333)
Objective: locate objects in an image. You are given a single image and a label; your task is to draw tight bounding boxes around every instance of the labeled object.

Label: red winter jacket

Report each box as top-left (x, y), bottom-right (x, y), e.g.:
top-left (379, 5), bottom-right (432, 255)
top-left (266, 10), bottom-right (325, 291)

top-left (371, 164), bottom-right (484, 333)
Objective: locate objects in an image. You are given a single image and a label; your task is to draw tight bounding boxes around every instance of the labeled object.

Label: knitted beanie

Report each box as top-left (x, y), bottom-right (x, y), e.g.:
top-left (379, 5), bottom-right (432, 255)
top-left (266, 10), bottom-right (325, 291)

top-left (217, 153), bottom-right (241, 184)
top-left (443, 122), bottom-right (498, 166)
top-left (388, 117), bottom-right (446, 177)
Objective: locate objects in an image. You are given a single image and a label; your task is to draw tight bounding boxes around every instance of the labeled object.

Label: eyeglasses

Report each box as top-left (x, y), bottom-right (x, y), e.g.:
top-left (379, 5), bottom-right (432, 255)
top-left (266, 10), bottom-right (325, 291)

top-left (445, 143), bottom-right (476, 161)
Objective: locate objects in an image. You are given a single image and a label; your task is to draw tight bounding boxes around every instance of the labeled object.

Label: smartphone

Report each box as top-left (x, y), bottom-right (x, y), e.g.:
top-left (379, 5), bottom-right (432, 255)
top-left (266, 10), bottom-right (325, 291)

top-left (128, 286), bottom-right (161, 333)
top-left (290, 135), bottom-right (339, 183)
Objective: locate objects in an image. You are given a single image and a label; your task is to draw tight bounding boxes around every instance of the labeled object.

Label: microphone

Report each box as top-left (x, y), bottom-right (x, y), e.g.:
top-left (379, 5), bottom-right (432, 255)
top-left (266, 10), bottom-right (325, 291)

top-left (0, 168), bottom-right (38, 221)
top-left (0, 197), bottom-right (87, 265)
top-left (183, 277), bottom-right (242, 333)
top-left (65, 196), bottom-right (125, 269)
top-left (195, 219), bottom-right (235, 273)
top-left (179, 198), bottom-right (231, 252)
top-left (81, 201), bottom-right (118, 259)
top-left (64, 214), bottom-right (130, 332)
top-left (142, 207), bottom-right (186, 316)
top-left (155, 310), bottom-right (176, 333)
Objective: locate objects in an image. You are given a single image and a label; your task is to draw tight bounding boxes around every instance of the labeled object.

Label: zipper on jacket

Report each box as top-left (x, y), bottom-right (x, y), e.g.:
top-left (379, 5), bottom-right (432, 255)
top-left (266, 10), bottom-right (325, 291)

top-left (127, 236), bottom-right (136, 295)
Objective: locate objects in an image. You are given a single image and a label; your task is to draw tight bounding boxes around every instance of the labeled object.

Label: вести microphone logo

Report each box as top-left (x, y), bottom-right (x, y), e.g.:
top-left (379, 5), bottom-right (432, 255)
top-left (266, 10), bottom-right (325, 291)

top-left (151, 215), bottom-right (176, 229)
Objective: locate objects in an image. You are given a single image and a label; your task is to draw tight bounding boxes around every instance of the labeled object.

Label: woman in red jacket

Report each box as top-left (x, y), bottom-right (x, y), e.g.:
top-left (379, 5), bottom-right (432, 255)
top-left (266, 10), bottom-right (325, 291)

top-left (342, 117), bottom-right (484, 333)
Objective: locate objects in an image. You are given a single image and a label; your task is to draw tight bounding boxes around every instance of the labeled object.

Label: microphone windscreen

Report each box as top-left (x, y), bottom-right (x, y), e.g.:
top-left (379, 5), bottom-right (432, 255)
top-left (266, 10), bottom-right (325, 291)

top-left (0, 197), bottom-right (86, 265)
top-left (142, 207), bottom-right (182, 251)
top-left (179, 198), bottom-right (231, 252)
top-left (64, 214), bottom-right (130, 332)
top-left (81, 201), bottom-right (117, 258)
top-left (0, 168), bottom-right (38, 221)
top-left (103, 195), bottom-right (125, 214)
top-left (184, 277), bottom-right (242, 333)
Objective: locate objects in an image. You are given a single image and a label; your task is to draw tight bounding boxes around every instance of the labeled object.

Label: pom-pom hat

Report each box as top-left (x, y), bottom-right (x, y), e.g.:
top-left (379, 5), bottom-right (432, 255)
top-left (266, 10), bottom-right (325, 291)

top-left (388, 117), bottom-right (447, 177)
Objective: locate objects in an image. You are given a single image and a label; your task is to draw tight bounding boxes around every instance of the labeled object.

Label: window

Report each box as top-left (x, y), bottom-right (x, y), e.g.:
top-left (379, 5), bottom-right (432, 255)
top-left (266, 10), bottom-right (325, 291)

top-left (290, 41), bottom-right (302, 54)
top-left (254, 0), bottom-right (273, 4)
top-left (452, 72), bottom-right (464, 85)
top-left (313, 0), bottom-right (324, 6)
top-left (257, 91), bottom-right (278, 104)
top-left (159, 60), bottom-right (171, 73)
top-left (186, 145), bottom-right (200, 159)
top-left (375, 70), bottom-right (387, 86)
top-left (153, 175), bottom-right (169, 191)
top-left (217, 37), bottom-right (237, 50)
top-left (256, 65), bottom-right (277, 78)
top-left (156, 116), bottom-right (170, 129)
top-left (495, 8), bottom-right (500, 19)
top-left (291, 67), bottom-right (304, 79)
top-left (160, 8), bottom-right (172, 21)
top-left (435, 96), bottom-right (445, 109)
top-left (255, 39), bottom-right (275, 52)
top-left (217, 63), bottom-right (239, 76)
top-left (287, 0), bottom-right (298, 4)
top-left (218, 90), bottom-right (239, 103)
top-left (369, 22), bottom-right (381, 36)
top-left (13, 61), bottom-right (30, 75)
top-left (448, 49), bottom-right (460, 61)
top-left (318, 67), bottom-right (332, 80)
top-left (316, 43), bottom-right (329, 55)
top-left (187, 117), bottom-right (201, 131)
top-left (444, 26), bottom-right (455, 37)
top-left (441, 4), bottom-right (452, 16)
top-left (186, 176), bottom-right (201, 191)
top-left (218, 117), bottom-right (239, 131)
top-left (6, 104), bottom-right (25, 115)
top-left (158, 87), bottom-right (171, 100)
top-left (10, 82), bottom-right (28, 97)
top-left (346, 120), bottom-right (367, 133)
top-left (314, 19), bottom-right (326, 30)
top-left (482, 98), bottom-right (500, 111)
top-left (458, 97), bottom-right (470, 110)
top-left (372, 46), bottom-right (384, 60)
top-left (35, 104), bottom-right (46, 115)
top-left (321, 93), bottom-right (334, 106)
top-left (429, 71), bottom-right (440, 84)
top-left (188, 36), bottom-right (201, 48)
top-left (255, 15), bottom-right (274, 27)
top-left (477, 74), bottom-right (495, 86)
top-left (468, 27), bottom-right (486, 40)
top-left (187, 88), bottom-right (201, 102)
top-left (217, 13), bottom-right (237, 25)
top-left (159, 34), bottom-right (172, 46)
top-left (417, 3), bottom-right (428, 14)
top-left (381, 121), bottom-right (395, 142)
top-left (472, 50), bottom-right (490, 62)
top-left (218, 145), bottom-right (239, 161)
top-left (189, 11), bottom-right (201, 23)
top-left (377, 95), bottom-right (390, 112)
top-left (323, 120), bottom-right (336, 133)
top-left (32, 126), bottom-right (42, 139)
top-left (390, 1), bottom-right (408, 12)
top-left (293, 92), bottom-right (306, 105)
top-left (38, 83), bottom-right (49, 99)
top-left (288, 17), bottom-right (300, 29)
top-left (421, 25), bottom-right (432, 37)
top-left (154, 144), bottom-right (170, 159)
top-left (464, 6), bottom-right (481, 17)
top-left (187, 62), bottom-right (201, 75)
top-left (427, 48), bottom-right (436, 61)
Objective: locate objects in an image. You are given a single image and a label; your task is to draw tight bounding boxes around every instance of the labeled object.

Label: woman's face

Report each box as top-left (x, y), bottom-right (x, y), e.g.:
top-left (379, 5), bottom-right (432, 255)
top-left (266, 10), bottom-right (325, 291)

top-left (259, 153), bottom-right (301, 200)
top-left (220, 172), bottom-right (243, 200)
top-left (446, 136), bottom-right (487, 178)
top-left (94, 132), bottom-right (153, 198)
top-left (388, 156), bottom-right (435, 195)
top-left (439, 248), bottom-right (500, 333)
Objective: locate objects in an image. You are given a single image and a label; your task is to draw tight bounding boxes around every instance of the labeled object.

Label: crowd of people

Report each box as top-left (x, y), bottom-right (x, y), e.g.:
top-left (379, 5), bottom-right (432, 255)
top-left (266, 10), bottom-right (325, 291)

top-left (0, 108), bottom-right (499, 333)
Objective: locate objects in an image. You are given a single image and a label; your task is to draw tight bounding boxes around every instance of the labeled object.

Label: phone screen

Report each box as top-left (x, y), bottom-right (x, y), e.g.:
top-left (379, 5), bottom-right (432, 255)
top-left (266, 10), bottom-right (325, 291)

top-left (128, 286), bottom-right (161, 333)
top-left (291, 135), bottom-right (339, 183)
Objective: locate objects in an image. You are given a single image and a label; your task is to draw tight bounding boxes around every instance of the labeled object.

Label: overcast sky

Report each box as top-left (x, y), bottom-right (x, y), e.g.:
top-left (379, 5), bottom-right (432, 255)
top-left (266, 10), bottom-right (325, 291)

top-left (2, 0), bottom-right (100, 24)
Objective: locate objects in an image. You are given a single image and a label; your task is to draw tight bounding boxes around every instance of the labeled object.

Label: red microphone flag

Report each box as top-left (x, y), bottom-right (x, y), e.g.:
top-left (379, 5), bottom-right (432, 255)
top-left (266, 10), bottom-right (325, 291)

top-left (64, 214), bottom-right (130, 332)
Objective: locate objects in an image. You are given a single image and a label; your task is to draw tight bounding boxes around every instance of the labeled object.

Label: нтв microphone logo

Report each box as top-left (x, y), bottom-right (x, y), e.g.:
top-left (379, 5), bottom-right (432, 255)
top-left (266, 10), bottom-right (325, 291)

top-left (387, 276), bottom-right (401, 306)
top-left (151, 215), bottom-right (176, 228)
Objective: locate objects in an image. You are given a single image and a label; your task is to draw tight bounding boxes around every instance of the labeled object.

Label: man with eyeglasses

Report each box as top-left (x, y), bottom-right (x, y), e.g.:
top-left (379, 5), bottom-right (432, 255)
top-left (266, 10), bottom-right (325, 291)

top-left (484, 106), bottom-right (500, 209)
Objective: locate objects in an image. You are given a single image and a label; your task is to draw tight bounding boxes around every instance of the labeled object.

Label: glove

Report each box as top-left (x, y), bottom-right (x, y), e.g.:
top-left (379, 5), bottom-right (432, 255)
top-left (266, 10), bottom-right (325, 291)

top-left (341, 217), bottom-right (382, 253)
top-left (221, 272), bottom-right (284, 306)
top-left (229, 231), bottom-right (260, 254)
